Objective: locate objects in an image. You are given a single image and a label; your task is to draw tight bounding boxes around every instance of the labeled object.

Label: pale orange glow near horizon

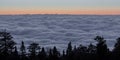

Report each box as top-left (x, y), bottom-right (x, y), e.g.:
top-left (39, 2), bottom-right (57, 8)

top-left (1, 0), bottom-right (120, 15)
top-left (0, 9), bottom-right (120, 15)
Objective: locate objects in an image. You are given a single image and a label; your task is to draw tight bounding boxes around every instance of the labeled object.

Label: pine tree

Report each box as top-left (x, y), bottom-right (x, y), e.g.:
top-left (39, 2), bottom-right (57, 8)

top-left (20, 41), bottom-right (26, 60)
top-left (66, 42), bottom-right (73, 60)
top-left (62, 50), bottom-right (65, 57)
top-left (66, 42), bottom-right (72, 56)
top-left (38, 47), bottom-right (47, 60)
top-left (61, 50), bottom-right (66, 60)
top-left (48, 49), bottom-right (53, 60)
top-left (0, 31), bottom-right (16, 56)
top-left (94, 36), bottom-right (109, 60)
top-left (52, 46), bottom-right (60, 60)
top-left (28, 42), bottom-right (40, 60)
top-left (14, 46), bottom-right (18, 56)
top-left (12, 46), bottom-right (19, 60)
top-left (112, 37), bottom-right (120, 60)
top-left (20, 41), bottom-right (26, 55)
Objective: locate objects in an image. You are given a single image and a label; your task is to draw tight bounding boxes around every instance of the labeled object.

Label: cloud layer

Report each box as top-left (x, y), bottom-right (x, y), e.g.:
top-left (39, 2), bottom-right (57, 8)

top-left (0, 15), bottom-right (120, 51)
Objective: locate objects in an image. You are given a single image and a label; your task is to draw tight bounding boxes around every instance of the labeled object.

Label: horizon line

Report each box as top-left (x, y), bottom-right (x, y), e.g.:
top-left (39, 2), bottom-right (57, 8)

top-left (0, 13), bottom-right (120, 16)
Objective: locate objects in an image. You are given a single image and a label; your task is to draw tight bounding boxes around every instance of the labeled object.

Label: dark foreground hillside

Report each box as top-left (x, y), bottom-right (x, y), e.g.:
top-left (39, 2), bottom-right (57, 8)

top-left (0, 31), bottom-right (120, 60)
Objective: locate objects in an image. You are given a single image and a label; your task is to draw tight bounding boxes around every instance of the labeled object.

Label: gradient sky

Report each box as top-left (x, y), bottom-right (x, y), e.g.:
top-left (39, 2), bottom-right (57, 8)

top-left (0, 0), bottom-right (120, 15)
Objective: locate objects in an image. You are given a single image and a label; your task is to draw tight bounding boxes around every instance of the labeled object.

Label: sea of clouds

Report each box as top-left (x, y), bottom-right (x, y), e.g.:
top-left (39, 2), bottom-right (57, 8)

top-left (0, 14), bottom-right (120, 51)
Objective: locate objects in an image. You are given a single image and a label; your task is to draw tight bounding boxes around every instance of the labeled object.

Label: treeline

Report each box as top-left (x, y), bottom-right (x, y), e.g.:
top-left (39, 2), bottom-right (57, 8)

top-left (0, 31), bottom-right (120, 60)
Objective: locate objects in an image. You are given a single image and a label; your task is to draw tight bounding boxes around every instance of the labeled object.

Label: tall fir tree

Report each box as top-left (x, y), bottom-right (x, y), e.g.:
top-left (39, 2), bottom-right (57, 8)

top-left (20, 41), bottom-right (26, 60)
top-left (0, 31), bottom-right (16, 56)
top-left (20, 41), bottom-right (26, 56)
top-left (66, 42), bottom-right (73, 60)
top-left (94, 36), bottom-right (109, 60)
top-left (52, 46), bottom-right (60, 60)
top-left (38, 47), bottom-right (47, 60)
top-left (28, 42), bottom-right (40, 60)
top-left (112, 37), bottom-right (120, 60)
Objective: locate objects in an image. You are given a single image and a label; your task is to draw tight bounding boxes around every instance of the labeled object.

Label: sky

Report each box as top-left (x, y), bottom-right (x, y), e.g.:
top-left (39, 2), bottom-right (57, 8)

top-left (0, 0), bottom-right (120, 15)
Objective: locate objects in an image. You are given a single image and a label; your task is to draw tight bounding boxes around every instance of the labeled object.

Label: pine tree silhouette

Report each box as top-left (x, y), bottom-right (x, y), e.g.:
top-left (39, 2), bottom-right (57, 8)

top-left (66, 42), bottom-right (73, 60)
top-left (20, 41), bottom-right (27, 60)
top-left (113, 37), bottom-right (120, 60)
top-left (52, 46), bottom-right (60, 60)
top-left (94, 36), bottom-right (109, 60)
top-left (0, 31), bottom-right (16, 60)
top-left (38, 47), bottom-right (47, 60)
top-left (12, 46), bottom-right (19, 60)
top-left (28, 42), bottom-right (40, 60)
top-left (1, 31), bottom-right (120, 60)
top-left (48, 49), bottom-right (53, 60)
